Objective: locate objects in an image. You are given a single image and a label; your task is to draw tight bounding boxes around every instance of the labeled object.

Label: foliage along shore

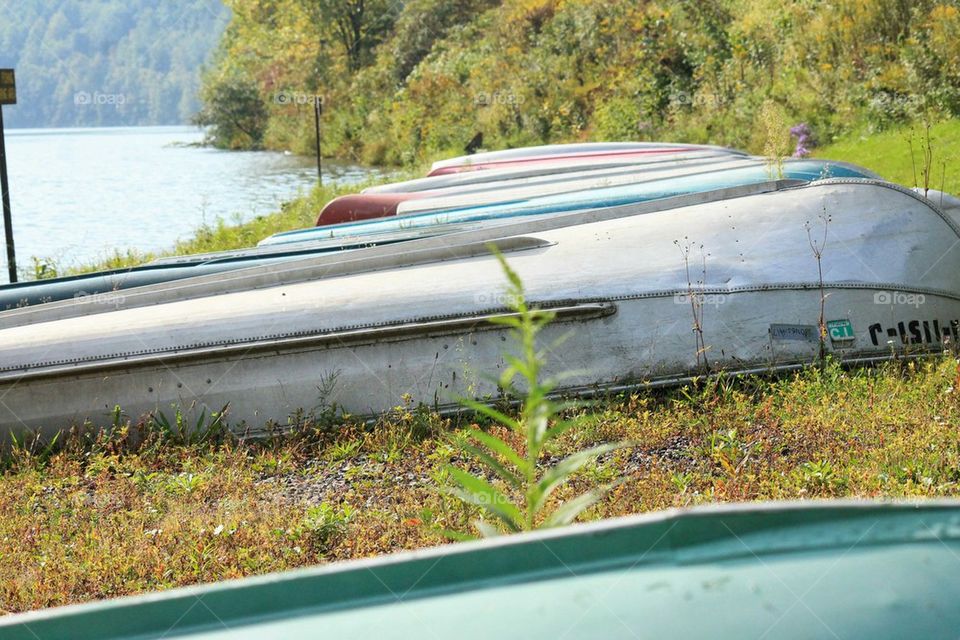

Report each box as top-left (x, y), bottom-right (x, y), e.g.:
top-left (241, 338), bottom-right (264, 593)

top-left (197, 0), bottom-right (960, 166)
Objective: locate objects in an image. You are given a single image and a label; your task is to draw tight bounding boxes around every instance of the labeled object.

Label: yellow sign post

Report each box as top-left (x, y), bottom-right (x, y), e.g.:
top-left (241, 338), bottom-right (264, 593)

top-left (0, 68), bottom-right (17, 282)
top-left (0, 69), bottom-right (15, 105)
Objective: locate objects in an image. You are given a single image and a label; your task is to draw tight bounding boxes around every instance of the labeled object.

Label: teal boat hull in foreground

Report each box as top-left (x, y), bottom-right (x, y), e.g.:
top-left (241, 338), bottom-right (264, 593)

top-left (4, 500), bottom-right (960, 639)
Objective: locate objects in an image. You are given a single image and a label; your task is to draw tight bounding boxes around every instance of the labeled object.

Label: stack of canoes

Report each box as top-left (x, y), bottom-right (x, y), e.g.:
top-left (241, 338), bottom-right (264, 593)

top-left (0, 144), bottom-right (870, 309)
top-left (4, 143), bottom-right (736, 309)
top-left (1, 142), bottom-right (958, 438)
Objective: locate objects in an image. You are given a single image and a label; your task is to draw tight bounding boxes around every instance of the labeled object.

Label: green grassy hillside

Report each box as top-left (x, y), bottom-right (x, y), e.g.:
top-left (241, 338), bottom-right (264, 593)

top-left (816, 118), bottom-right (960, 194)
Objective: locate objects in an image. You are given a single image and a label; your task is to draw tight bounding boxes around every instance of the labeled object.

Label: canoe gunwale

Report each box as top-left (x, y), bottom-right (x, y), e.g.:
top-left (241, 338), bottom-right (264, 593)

top-left (0, 302), bottom-right (617, 383)
top-left (2, 278), bottom-right (956, 384)
top-left (368, 350), bottom-right (955, 422)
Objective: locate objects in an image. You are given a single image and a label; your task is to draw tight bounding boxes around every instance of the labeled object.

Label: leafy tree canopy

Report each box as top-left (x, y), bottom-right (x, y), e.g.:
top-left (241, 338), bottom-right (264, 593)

top-left (199, 0), bottom-right (960, 163)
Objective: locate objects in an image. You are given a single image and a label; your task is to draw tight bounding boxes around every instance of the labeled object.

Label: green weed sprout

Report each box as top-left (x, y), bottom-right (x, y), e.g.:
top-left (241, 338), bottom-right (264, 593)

top-left (445, 248), bottom-right (628, 539)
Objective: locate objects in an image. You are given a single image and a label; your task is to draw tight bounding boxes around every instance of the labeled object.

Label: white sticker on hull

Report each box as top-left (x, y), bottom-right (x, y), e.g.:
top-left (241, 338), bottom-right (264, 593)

top-left (769, 324), bottom-right (818, 342)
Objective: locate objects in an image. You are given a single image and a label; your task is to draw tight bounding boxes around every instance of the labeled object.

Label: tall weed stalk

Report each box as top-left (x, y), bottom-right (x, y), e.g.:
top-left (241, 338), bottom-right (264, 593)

top-left (444, 249), bottom-right (628, 539)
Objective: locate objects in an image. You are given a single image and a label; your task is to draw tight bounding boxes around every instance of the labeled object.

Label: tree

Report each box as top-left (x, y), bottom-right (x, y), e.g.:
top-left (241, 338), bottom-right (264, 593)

top-left (193, 73), bottom-right (268, 149)
top-left (388, 0), bottom-right (499, 84)
top-left (298, 0), bottom-right (401, 72)
top-left (1, 0), bottom-right (228, 128)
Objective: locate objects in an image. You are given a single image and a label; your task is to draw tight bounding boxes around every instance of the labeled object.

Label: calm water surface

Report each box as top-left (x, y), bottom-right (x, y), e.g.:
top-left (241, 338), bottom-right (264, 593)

top-left (1, 126), bottom-right (381, 280)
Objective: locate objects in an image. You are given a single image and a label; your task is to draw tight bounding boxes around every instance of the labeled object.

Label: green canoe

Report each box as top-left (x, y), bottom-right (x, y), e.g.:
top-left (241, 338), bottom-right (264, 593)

top-left (3, 500), bottom-right (960, 639)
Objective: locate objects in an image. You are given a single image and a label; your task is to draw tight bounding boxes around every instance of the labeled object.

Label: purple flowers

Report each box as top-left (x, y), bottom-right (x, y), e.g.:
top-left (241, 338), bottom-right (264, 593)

top-left (790, 123), bottom-right (814, 158)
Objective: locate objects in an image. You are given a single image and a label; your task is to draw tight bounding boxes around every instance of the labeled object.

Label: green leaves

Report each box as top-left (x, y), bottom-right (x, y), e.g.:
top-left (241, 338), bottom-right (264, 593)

top-left (444, 248), bottom-right (631, 537)
top-left (447, 467), bottom-right (522, 533)
top-left (150, 403), bottom-right (230, 447)
top-left (530, 443), bottom-right (625, 516)
top-left (541, 479), bottom-right (624, 528)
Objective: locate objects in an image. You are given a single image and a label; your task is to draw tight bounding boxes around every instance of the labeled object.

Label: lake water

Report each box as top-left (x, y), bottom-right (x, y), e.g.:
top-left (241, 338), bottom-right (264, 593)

top-left (0, 126), bottom-right (381, 281)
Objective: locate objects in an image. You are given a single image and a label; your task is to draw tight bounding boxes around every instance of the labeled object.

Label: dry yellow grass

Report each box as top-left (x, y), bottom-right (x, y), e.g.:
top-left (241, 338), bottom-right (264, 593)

top-left (3, 356), bottom-right (960, 614)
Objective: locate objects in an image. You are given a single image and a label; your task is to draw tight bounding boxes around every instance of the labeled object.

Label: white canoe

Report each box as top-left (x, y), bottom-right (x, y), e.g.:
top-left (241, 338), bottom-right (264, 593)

top-left (365, 149), bottom-right (744, 194)
top-left (396, 157), bottom-right (763, 216)
top-left (0, 180), bottom-right (802, 330)
top-left (428, 142), bottom-right (743, 174)
top-left (1, 177), bottom-right (957, 438)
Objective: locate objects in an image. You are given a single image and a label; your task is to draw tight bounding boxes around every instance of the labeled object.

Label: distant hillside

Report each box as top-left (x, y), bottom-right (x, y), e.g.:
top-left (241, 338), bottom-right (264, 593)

top-left (197, 0), bottom-right (960, 163)
top-left (0, 0), bottom-right (230, 128)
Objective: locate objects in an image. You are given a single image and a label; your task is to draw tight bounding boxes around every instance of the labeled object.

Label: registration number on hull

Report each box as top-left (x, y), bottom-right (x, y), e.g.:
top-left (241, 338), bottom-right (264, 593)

top-left (868, 319), bottom-right (960, 347)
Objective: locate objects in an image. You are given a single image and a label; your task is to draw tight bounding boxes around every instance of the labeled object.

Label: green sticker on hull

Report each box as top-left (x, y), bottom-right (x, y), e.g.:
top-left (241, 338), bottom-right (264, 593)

top-left (827, 319), bottom-right (855, 344)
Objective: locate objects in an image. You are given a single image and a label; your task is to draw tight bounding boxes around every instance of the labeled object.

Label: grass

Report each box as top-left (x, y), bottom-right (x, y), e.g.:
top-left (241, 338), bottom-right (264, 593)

top-left (3, 356), bottom-right (960, 613)
top-left (815, 119), bottom-right (960, 195)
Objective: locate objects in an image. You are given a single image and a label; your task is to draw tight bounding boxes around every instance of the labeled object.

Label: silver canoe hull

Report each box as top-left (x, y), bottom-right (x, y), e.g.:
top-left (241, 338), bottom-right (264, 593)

top-left (1, 179), bottom-right (957, 436)
top-left (427, 141), bottom-right (742, 173)
top-left (364, 149), bottom-right (743, 194)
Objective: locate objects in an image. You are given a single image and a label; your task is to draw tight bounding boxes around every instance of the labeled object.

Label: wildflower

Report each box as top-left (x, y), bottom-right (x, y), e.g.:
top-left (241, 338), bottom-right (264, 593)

top-left (790, 123), bottom-right (814, 158)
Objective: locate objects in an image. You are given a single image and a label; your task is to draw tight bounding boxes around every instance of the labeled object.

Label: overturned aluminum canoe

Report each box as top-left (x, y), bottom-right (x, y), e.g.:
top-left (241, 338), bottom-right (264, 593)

top-left (365, 148), bottom-right (745, 194)
top-left (397, 156), bottom-right (789, 216)
top-left (0, 176), bottom-right (957, 436)
top-left (3, 500), bottom-right (960, 639)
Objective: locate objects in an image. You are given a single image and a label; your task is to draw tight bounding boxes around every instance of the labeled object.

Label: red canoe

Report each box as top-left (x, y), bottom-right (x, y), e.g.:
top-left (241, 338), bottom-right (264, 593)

top-left (316, 193), bottom-right (425, 226)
